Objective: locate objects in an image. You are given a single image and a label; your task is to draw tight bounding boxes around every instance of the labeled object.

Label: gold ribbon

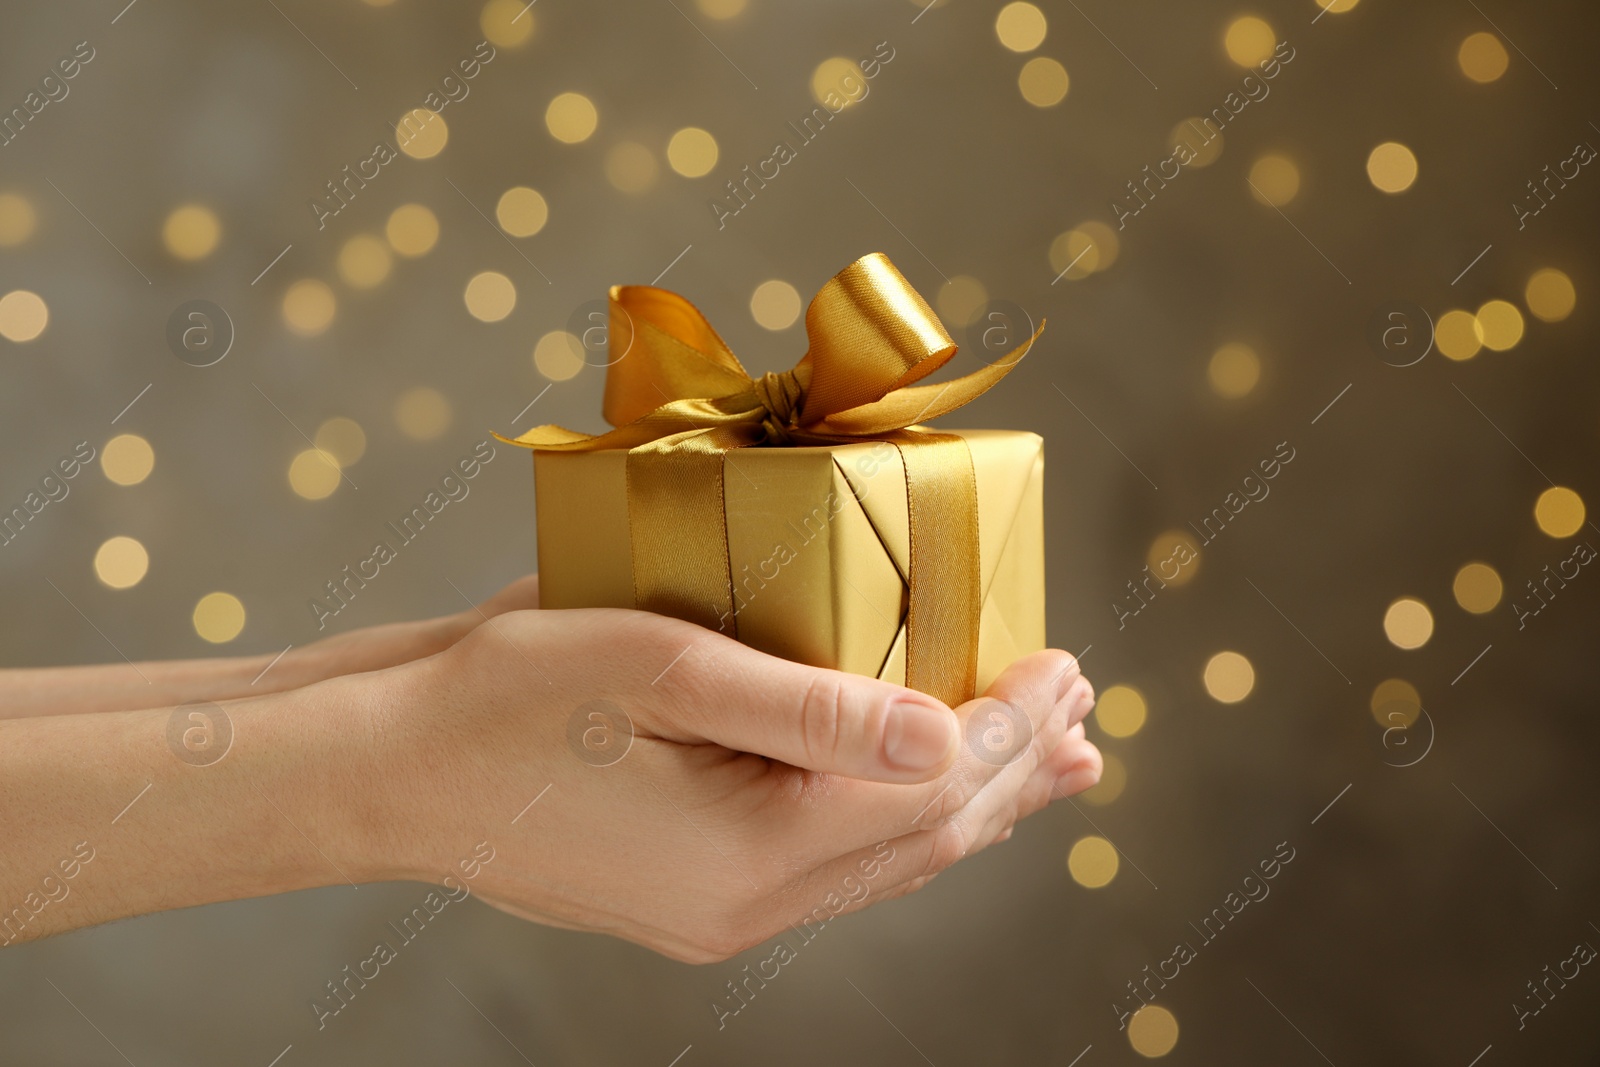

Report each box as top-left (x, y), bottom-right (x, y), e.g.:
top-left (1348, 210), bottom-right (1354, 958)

top-left (497, 253), bottom-right (1042, 706)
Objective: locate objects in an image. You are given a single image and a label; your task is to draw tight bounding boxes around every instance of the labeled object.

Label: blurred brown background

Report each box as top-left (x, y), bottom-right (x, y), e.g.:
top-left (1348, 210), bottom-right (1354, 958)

top-left (3, 0), bottom-right (1598, 1061)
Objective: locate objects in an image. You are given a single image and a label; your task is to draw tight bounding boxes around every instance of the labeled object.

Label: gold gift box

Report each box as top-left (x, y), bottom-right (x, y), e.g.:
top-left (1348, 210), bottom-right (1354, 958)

top-left (531, 428), bottom-right (1044, 693)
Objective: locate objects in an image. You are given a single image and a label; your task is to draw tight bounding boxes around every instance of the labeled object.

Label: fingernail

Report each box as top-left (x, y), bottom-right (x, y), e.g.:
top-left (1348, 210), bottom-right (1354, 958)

top-left (1053, 761), bottom-right (1100, 798)
top-left (1051, 655), bottom-right (1080, 700)
top-left (884, 700), bottom-right (955, 771)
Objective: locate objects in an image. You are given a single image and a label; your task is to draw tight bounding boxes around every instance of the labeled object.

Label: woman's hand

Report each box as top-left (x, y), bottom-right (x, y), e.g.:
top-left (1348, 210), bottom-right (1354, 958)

top-left (370, 608), bottom-right (1100, 962)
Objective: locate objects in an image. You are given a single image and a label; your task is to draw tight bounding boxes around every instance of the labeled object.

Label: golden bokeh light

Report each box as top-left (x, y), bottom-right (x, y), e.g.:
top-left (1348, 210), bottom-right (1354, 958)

top-left (1203, 651), bottom-right (1255, 703)
top-left (1208, 342), bottom-right (1261, 398)
top-left (480, 0), bottom-right (535, 47)
top-left (810, 58), bottom-right (868, 109)
top-left (386, 203), bottom-right (440, 258)
top-left (396, 109), bottom-right (448, 160)
top-left (1050, 223), bottom-right (1119, 280)
top-left (1435, 309), bottom-right (1481, 361)
top-left (101, 433), bottom-right (155, 486)
top-left (1248, 154), bottom-right (1300, 206)
top-left (1525, 268), bottom-right (1575, 323)
top-left (995, 2), bottom-right (1047, 52)
top-left (1458, 32), bottom-right (1509, 83)
top-left (394, 386), bottom-right (453, 441)
top-left (1383, 597), bottom-right (1434, 650)
top-left (751, 280), bottom-right (802, 331)
top-left (1082, 752), bottom-right (1127, 806)
top-left (1067, 835), bottom-right (1119, 888)
top-left (282, 279), bottom-right (336, 337)
top-left (1095, 685), bottom-right (1147, 739)
top-left (667, 127), bottom-right (719, 178)
top-left (1474, 299), bottom-right (1523, 351)
top-left (94, 536), bottom-right (149, 590)
top-left (696, 0), bottom-right (747, 17)
top-left (314, 417), bottom-right (366, 467)
top-left (496, 186), bottom-right (549, 237)
top-left (1367, 141), bottom-right (1419, 193)
top-left (534, 330), bottom-right (585, 382)
top-left (162, 204), bottom-right (221, 261)
top-left (194, 592), bottom-right (246, 644)
top-left (464, 270), bottom-right (517, 322)
top-left (546, 92), bottom-right (598, 143)
top-left (0, 193), bottom-right (37, 246)
top-left (1168, 118), bottom-right (1224, 168)
top-left (1453, 561), bottom-right (1503, 614)
top-left (0, 290), bottom-right (49, 342)
top-left (1534, 486), bottom-right (1585, 538)
top-left (606, 142), bottom-right (659, 193)
top-left (937, 275), bottom-right (988, 328)
top-left (1318, 0), bottom-right (1360, 12)
top-left (1018, 57), bottom-right (1069, 107)
top-left (288, 448), bottom-right (341, 500)
top-left (1147, 529), bottom-right (1201, 587)
top-left (1224, 16), bottom-right (1276, 67)
top-left (337, 234), bottom-right (393, 289)
top-left (1127, 1004), bottom-right (1180, 1058)
top-left (1370, 678), bottom-right (1421, 729)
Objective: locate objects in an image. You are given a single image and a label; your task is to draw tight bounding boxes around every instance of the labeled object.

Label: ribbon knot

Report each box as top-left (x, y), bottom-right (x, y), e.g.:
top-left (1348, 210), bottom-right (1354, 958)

top-left (497, 253), bottom-right (1044, 706)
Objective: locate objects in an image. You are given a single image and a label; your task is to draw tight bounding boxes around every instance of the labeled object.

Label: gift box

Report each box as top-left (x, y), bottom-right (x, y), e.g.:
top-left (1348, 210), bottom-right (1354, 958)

top-left (500, 254), bottom-right (1045, 706)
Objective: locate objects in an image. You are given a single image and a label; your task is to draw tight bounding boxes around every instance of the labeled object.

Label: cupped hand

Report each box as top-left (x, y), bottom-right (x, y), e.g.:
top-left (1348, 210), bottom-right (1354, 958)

top-left (368, 608), bottom-right (1099, 963)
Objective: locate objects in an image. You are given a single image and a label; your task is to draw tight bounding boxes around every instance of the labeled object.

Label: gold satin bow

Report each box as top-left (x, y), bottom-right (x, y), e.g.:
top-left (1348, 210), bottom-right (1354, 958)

top-left (498, 252), bottom-right (1042, 706)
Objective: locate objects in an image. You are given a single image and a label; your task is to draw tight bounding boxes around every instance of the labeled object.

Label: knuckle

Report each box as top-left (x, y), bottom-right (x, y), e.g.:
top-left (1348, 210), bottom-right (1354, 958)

top-left (798, 674), bottom-right (847, 766)
top-left (925, 817), bottom-right (972, 875)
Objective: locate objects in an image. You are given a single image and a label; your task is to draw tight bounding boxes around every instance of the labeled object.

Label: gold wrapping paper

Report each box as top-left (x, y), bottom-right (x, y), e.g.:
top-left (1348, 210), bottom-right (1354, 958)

top-left (531, 428), bottom-right (1044, 694)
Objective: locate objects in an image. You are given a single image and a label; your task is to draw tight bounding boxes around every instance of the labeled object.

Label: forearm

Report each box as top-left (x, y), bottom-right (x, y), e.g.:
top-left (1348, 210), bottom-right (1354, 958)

top-left (0, 671), bottom-right (402, 947)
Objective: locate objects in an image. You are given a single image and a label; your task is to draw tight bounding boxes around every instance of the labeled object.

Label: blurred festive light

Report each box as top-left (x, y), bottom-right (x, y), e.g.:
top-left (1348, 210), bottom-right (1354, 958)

top-left (1127, 1004), bottom-right (1180, 1057)
top-left (288, 448), bottom-right (341, 500)
top-left (751, 280), bottom-right (802, 330)
top-left (1082, 752), bottom-right (1126, 806)
top-left (1453, 562), bottom-right (1503, 614)
top-left (1318, 0), bottom-right (1360, 12)
top-left (1435, 309), bottom-right (1482, 361)
top-left (1018, 57), bottom-right (1069, 107)
top-left (1049, 225), bottom-right (1117, 279)
top-left (314, 417), bottom-right (366, 467)
top-left (810, 58), bottom-right (868, 109)
top-left (995, 2), bottom-right (1047, 52)
top-left (101, 433), bottom-right (155, 486)
top-left (1367, 142), bottom-right (1418, 193)
top-left (667, 127), bottom-right (719, 178)
top-left (464, 270), bottom-right (516, 322)
top-left (1208, 342), bottom-right (1261, 398)
top-left (337, 234), bottom-right (393, 289)
top-left (281, 279), bottom-right (336, 337)
top-left (1534, 486), bottom-right (1585, 538)
top-left (193, 592), bottom-right (246, 644)
top-left (1370, 678), bottom-right (1422, 728)
top-left (1224, 16), bottom-right (1276, 67)
top-left (1248, 154), bottom-right (1299, 206)
top-left (0, 193), bottom-right (37, 246)
top-left (534, 330), bottom-right (584, 382)
top-left (1383, 597), bottom-right (1433, 649)
top-left (1474, 299), bottom-right (1523, 350)
top-left (1095, 685), bottom-right (1147, 738)
top-left (0, 290), bottom-right (49, 342)
top-left (394, 386), bottom-right (453, 441)
top-left (94, 536), bottom-right (148, 590)
top-left (1067, 835), bottom-right (1119, 888)
top-left (606, 142), bottom-right (659, 193)
top-left (1076, 221), bottom-right (1120, 270)
top-left (696, 0), bottom-right (746, 17)
top-left (396, 108), bottom-right (448, 159)
top-left (1525, 268), bottom-right (1575, 322)
top-left (937, 276), bottom-right (988, 328)
top-left (1203, 651), bottom-right (1254, 703)
top-left (1458, 32), bottom-right (1509, 83)
top-left (386, 203), bottom-right (440, 258)
top-left (162, 204), bottom-right (221, 261)
top-left (480, 0), bottom-right (535, 47)
top-left (1146, 529), bottom-right (1201, 587)
top-left (1168, 118), bottom-right (1224, 168)
top-left (546, 92), bottom-right (598, 143)
top-left (496, 186), bottom-right (549, 237)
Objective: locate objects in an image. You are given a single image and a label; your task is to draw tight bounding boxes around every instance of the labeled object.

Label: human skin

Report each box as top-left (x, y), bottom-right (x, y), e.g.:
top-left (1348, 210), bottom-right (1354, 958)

top-left (0, 589), bottom-right (1099, 961)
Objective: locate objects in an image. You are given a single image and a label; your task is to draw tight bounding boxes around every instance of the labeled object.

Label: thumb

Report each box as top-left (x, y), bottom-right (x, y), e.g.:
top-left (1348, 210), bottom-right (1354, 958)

top-left (658, 636), bottom-right (960, 784)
